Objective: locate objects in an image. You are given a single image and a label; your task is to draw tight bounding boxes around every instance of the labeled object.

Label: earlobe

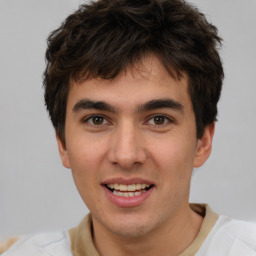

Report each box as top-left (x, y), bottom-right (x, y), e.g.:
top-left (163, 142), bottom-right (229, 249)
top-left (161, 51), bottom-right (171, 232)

top-left (193, 123), bottom-right (215, 168)
top-left (56, 133), bottom-right (71, 169)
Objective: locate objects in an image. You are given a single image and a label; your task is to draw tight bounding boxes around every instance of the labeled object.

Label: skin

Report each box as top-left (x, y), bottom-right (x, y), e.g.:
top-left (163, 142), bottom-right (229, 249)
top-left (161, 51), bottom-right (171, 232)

top-left (57, 56), bottom-right (214, 256)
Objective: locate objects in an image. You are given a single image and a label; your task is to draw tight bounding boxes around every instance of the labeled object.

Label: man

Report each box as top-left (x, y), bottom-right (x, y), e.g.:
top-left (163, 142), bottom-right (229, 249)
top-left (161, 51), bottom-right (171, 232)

top-left (2, 0), bottom-right (256, 255)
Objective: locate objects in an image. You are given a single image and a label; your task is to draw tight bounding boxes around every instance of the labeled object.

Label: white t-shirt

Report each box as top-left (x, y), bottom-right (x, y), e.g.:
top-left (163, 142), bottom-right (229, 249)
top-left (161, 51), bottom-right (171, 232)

top-left (197, 215), bottom-right (256, 256)
top-left (1, 231), bottom-right (72, 256)
top-left (2, 205), bottom-right (256, 256)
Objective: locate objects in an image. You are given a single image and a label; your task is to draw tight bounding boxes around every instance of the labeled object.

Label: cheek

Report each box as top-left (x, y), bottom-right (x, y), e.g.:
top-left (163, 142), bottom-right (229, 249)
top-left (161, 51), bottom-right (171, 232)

top-left (65, 137), bottom-right (107, 192)
top-left (67, 140), bottom-right (105, 209)
top-left (149, 136), bottom-right (196, 178)
top-left (67, 133), bottom-right (107, 168)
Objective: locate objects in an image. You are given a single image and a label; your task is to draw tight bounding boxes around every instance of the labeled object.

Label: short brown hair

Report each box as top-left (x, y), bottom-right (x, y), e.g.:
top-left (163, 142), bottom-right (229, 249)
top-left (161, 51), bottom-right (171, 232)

top-left (44, 0), bottom-right (224, 142)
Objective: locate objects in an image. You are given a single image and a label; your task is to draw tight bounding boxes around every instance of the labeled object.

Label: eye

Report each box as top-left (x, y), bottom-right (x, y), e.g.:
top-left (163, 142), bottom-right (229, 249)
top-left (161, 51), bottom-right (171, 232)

top-left (147, 115), bottom-right (172, 126)
top-left (83, 115), bottom-right (108, 126)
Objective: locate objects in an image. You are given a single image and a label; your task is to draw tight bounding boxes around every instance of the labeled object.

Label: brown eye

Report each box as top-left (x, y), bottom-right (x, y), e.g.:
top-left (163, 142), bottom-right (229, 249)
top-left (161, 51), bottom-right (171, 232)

top-left (147, 115), bottom-right (172, 126)
top-left (84, 115), bottom-right (107, 126)
top-left (92, 116), bottom-right (104, 125)
top-left (153, 116), bottom-right (165, 125)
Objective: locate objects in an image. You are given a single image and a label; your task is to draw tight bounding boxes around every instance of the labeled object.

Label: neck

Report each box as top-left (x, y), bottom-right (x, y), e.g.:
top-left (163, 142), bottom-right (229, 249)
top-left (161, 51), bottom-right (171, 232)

top-left (92, 204), bottom-right (203, 256)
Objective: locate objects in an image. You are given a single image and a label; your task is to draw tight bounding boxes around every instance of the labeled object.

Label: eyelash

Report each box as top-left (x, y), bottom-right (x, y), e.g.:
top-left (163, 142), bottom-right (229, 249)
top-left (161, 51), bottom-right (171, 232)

top-left (82, 114), bottom-right (174, 127)
top-left (82, 115), bottom-right (110, 126)
top-left (146, 114), bottom-right (174, 127)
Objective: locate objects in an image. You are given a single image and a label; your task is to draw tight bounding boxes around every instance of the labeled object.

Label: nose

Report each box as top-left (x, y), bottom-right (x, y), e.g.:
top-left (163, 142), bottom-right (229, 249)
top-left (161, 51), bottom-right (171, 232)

top-left (107, 122), bottom-right (147, 169)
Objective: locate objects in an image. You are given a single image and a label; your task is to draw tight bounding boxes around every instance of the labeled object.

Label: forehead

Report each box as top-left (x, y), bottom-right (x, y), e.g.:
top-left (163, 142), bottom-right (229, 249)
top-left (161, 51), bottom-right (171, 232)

top-left (67, 56), bottom-right (191, 111)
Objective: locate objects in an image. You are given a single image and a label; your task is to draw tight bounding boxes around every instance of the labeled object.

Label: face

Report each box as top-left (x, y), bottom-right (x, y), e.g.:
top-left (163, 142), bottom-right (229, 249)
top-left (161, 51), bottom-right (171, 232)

top-left (57, 57), bottom-right (214, 239)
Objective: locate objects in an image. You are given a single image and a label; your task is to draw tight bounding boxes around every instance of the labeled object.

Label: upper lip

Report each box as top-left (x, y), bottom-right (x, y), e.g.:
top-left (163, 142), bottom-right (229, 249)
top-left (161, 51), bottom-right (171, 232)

top-left (101, 177), bottom-right (155, 185)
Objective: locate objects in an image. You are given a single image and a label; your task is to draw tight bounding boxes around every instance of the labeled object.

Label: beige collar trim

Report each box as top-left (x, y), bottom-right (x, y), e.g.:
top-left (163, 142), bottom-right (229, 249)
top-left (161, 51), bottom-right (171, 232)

top-left (179, 204), bottom-right (219, 256)
top-left (69, 214), bottom-right (100, 256)
top-left (69, 204), bottom-right (219, 256)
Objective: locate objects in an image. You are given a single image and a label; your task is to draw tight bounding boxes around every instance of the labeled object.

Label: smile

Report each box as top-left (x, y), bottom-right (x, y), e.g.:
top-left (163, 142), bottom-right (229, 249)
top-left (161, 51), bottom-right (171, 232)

top-left (105, 183), bottom-right (153, 197)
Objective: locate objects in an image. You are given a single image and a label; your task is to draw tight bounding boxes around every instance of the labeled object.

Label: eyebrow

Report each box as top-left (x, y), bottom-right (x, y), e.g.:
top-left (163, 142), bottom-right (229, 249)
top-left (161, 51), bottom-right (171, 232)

top-left (72, 98), bottom-right (184, 114)
top-left (137, 99), bottom-right (184, 113)
top-left (73, 99), bottom-right (116, 113)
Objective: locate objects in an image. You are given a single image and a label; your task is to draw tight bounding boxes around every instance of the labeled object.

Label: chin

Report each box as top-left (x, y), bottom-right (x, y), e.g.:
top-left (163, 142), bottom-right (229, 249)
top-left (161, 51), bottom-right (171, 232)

top-left (110, 222), bottom-right (153, 238)
top-left (96, 212), bottom-right (159, 238)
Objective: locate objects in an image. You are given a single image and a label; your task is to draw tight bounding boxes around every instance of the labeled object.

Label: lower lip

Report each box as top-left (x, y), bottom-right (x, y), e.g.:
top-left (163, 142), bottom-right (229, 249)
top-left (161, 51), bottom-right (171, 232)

top-left (102, 186), bottom-right (154, 208)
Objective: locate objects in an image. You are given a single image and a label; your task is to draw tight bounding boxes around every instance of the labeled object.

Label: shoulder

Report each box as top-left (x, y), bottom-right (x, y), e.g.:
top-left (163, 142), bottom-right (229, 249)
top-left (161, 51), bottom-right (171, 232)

top-left (1, 231), bottom-right (72, 256)
top-left (215, 215), bottom-right (256, 245)
top-left (198, 215), bottom-right (256, 256)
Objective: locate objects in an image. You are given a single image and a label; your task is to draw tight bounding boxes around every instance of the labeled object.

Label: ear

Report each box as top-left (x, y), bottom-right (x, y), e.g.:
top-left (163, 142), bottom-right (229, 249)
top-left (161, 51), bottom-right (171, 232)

top-left (56, 133), bottom-right (71, 169)
top-left (193, 123), bottom-right (215, 168)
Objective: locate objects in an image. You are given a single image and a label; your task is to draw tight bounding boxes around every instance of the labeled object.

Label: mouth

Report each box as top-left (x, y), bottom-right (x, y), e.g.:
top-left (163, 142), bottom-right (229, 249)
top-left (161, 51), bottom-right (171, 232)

top-left (105, 183), bottom-right (154, 197)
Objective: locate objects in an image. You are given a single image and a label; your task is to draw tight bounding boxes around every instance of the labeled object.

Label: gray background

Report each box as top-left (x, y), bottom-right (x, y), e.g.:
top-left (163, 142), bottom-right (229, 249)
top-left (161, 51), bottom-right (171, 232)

top-left (0, 0), bottom-right (256, 239)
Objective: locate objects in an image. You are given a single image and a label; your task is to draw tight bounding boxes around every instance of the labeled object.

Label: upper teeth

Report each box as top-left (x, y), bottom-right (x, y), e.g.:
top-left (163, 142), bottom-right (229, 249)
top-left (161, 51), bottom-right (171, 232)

top-left (107, 184), bottom-right (150, 191)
